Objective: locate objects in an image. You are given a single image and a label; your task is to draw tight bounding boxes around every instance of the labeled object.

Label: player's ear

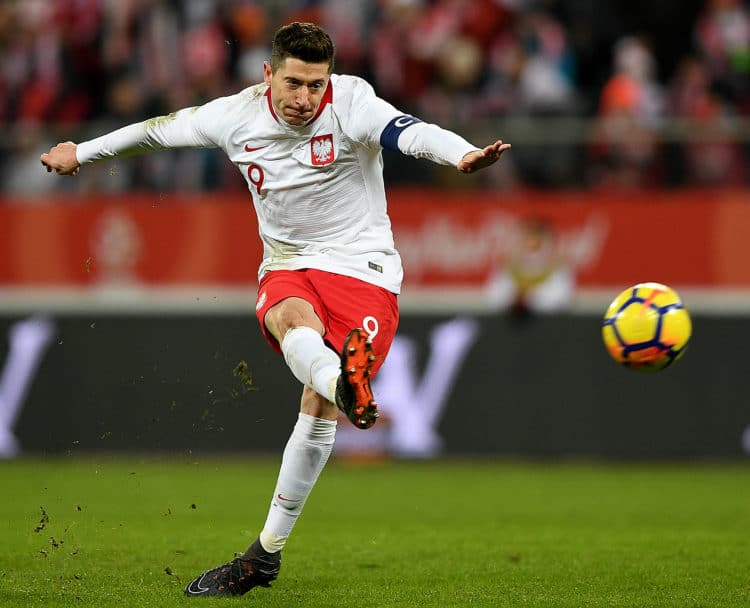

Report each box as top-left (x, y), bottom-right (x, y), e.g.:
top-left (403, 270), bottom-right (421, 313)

top-left (263, 62), bottom-right (272, 85)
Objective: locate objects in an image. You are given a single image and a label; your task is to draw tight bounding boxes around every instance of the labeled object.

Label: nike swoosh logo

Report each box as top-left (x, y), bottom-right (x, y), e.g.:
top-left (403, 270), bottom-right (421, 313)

top-left (244, 144), bottom-right (266, 152)
top-left (185, 573), bottom-right (211, 595)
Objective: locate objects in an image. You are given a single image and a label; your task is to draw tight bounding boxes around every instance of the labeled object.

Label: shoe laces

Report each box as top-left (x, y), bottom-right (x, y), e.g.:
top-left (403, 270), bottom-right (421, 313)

top-left (212, 557), bottom-right (255, 592)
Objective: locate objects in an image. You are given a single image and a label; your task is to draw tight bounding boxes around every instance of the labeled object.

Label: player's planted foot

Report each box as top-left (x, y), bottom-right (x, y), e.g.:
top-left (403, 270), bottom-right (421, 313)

top-left (184, 538), bottom-right (281, 597)
top-left (335, 328), bottom-right (379, 429)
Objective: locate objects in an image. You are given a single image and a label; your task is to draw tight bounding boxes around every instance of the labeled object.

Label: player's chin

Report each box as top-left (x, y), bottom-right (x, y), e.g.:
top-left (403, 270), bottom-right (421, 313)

top-left (284, 112), bottom-right (312, 125)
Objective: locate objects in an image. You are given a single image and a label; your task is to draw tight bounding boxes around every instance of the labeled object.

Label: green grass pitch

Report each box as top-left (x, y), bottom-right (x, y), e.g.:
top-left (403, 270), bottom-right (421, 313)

top-left (1, 457), bottom-right (748, 607)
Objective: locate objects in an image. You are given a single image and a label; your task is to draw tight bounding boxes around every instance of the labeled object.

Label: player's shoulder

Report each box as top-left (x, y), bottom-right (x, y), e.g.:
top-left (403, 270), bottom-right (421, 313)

top-left (235, 82), bottom-right (269, 103)
top-left (188, 84), bottom-right (268, 141)
top-left (195, 83), bottom-right (263, 119)
top-left (331, 74), bottom-right (377, 105)
top-left (209, 83), bottom-right (267, 111)
top-left (195, 83), bottom-right (267, 135)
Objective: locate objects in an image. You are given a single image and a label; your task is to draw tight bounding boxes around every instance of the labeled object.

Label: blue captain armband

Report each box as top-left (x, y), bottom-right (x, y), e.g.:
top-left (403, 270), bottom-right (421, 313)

top-left (379, 115), bottom-right (422, 151)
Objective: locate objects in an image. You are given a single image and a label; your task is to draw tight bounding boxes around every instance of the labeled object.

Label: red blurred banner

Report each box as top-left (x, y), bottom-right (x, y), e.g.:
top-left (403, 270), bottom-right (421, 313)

top-left (1, 188), bottom-right (748, 288)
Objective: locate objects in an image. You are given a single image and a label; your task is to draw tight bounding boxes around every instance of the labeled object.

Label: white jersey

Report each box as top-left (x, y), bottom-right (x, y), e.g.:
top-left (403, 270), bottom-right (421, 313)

top-left (76, 74), bottom-right (479, 293)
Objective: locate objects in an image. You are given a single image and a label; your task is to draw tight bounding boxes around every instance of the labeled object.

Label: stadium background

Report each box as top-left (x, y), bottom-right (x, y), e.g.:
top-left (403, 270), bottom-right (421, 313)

top-left (1, 0), bottom-right (749, 459)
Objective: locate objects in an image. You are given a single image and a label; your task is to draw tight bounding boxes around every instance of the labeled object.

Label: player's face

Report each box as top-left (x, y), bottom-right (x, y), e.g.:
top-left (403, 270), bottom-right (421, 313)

top-left (264, 58), bottom-right (330, 126)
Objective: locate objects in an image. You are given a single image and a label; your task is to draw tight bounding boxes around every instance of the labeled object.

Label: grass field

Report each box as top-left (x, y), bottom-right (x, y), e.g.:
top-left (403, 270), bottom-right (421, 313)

top-left (1, 457), bottom-right (748, 607)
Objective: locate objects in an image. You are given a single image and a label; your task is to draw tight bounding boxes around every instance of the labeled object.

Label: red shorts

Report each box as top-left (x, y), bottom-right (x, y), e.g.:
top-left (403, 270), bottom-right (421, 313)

top-left (255, 269), bottom-right (399, 376)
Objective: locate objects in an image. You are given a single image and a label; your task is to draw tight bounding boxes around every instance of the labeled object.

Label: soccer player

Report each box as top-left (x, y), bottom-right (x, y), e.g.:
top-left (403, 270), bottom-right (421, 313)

top-left (40, 22), bottom-right (511, 597)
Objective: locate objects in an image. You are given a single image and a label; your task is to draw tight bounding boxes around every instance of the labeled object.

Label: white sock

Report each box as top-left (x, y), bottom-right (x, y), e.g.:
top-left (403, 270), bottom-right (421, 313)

top-left (281, 327), bottom-right (340, 403)
top-left (259, 413), bottom-right (337, 552)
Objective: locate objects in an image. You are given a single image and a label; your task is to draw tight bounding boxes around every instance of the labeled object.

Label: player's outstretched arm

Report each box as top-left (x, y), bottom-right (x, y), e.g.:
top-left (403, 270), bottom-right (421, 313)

top-left (457, 140), bottom-right (512, 174)
top-left (40, 142), bottom-right (81, 176)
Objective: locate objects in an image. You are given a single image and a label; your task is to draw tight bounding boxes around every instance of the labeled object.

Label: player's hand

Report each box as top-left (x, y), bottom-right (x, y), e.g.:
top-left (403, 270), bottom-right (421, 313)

top-left (457, 140), bottom-right (512, 174)
top-left (40, 141), bottom-right (81, 176)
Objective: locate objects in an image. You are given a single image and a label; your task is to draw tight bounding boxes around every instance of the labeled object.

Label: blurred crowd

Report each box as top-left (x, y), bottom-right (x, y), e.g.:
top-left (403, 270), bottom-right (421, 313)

top-left (1, 0), bottom-right (749, 193)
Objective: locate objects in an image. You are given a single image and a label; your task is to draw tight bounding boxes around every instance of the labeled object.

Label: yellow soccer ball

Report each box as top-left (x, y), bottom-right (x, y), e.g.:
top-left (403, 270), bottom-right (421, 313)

top-left (602, 282), bottom-right (692, 372)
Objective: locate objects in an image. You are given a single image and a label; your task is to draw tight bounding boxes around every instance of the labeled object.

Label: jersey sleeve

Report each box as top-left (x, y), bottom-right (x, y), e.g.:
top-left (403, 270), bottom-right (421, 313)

top-left (76, 97), bottom-right (230, 164)
top-left (387, 120), bottom-right (480, 167)
top-left (341, 76), bottom-right (480, 167)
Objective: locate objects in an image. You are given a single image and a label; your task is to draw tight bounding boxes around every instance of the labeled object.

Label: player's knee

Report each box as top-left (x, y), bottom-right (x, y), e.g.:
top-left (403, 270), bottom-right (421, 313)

top-left (266, 298), bottom-right (323, 342)
top-left (300, 386), bottom-right (338, 420)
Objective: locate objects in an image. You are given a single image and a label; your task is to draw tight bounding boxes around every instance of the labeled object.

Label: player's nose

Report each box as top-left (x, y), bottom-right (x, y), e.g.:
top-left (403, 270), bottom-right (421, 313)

top-left (295, 88), bottom-right (312, 109)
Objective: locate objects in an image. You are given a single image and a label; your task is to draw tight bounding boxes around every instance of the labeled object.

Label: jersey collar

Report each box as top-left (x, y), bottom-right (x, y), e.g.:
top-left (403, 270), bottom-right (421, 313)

top-left (264, 79), bottom-right (333, 127)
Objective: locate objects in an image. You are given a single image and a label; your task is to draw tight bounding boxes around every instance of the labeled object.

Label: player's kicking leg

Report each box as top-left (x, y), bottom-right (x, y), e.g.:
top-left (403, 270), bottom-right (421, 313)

top-left (335, 327), bottom-right (379, 429)
top-left (184, 539), bottom-right (281, 597)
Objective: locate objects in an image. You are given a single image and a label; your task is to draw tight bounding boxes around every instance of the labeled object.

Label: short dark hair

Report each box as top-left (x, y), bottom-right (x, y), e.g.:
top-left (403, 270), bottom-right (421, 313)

top-left (270, 22), bottom-right (335, 73)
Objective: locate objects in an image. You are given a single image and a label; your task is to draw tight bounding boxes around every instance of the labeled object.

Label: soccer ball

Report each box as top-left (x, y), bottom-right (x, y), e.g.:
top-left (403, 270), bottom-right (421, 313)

top-left (602, 282), bottom-right (692, 372)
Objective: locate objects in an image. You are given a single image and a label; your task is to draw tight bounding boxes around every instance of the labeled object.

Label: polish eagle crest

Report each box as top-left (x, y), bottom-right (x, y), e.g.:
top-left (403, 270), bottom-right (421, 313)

top-left (310, 134), bottom-right (334, 166)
